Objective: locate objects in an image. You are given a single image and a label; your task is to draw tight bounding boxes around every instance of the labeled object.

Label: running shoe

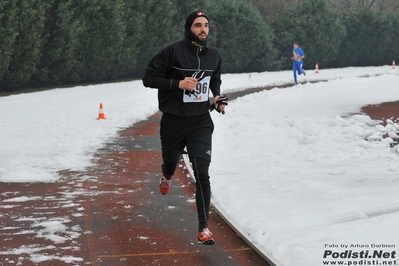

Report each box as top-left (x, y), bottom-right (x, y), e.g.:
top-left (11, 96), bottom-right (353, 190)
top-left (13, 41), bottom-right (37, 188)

top-left (197, 228), bottom-right (215, 245)
top-left (159, 175), bottom-right (171, 195)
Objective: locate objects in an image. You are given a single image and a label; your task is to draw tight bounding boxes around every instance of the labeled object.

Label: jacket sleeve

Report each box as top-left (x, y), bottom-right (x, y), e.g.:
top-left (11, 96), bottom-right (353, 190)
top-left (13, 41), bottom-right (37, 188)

top-left (210, 52), bottom-right (222, 97)
top-left (142, 45), bottom-right (180, 90)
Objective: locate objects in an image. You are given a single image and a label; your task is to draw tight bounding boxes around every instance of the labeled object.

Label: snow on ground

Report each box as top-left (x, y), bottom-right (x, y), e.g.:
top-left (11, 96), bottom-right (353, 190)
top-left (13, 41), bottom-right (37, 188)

top-left (1, 66), bottom-right (398, 265)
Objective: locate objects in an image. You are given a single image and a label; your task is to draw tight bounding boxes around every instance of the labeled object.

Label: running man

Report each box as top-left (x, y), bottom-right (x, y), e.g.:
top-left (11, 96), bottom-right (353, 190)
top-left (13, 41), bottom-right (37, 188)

top-left (142, 10), bottom-right (227, 245)
top-left (292, 42), bottom-right (306, 84)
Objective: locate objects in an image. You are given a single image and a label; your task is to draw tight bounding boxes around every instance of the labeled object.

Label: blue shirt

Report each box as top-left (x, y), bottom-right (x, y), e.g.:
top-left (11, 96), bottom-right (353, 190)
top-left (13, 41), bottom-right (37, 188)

top-left (293, 47), bottom-right (305, 64)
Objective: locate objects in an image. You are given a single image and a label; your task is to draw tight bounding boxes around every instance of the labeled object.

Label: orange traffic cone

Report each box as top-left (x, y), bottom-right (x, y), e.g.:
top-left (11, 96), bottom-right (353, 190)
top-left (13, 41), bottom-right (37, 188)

top-left (315, 63), bottom-right (319, 74)
top-left (392, 60), bottom-right (396, 69)
top-left (96, 103), bottom-right (106, 120)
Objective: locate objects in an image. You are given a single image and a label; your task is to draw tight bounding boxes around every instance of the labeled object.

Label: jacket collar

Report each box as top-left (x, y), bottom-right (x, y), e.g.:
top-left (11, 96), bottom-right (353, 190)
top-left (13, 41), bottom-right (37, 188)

top-left (184, 29), bottom-right (209, 51)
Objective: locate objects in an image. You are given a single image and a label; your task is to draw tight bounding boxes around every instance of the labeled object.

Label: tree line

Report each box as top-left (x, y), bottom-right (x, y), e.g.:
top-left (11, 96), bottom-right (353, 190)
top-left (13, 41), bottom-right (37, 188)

top-left (1, 0), bottom-right (398, 92)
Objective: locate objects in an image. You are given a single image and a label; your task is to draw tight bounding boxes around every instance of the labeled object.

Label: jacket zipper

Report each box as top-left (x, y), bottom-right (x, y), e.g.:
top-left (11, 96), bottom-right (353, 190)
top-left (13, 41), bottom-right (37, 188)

top-left (196, 47), bottom-right (201, 70)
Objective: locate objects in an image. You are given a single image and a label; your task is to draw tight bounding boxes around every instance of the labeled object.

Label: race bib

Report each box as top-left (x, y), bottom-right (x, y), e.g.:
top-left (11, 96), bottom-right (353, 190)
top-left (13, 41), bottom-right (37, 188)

top-left (183, 76), bottom-right (210, 103)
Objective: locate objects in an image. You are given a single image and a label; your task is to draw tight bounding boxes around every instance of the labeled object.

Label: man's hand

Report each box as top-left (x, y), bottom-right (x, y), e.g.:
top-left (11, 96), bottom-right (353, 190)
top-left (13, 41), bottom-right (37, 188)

top-left (212, 95), bottom-right (228, 114)
top-left (179, 78), bottom-right (198, 90)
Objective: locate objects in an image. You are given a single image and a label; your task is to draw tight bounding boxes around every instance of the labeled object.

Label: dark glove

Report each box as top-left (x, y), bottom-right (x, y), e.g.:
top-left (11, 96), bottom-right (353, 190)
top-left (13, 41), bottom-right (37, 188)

top-left (184, 70), bottom-right (206, 97)
top-left (185, 89), bottom-right (198, 97)
top-left (192, 69), bottom-right (205, 81)
top-left (210, 95), bottom-right (228, 114)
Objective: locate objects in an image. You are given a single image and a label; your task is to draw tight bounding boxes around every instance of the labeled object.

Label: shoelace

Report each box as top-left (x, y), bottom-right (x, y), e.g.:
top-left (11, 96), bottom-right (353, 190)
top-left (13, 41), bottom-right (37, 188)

top-left (161, 179), bottom-right (170, 188)
top-left (200, 228), bottom-right (212, 236)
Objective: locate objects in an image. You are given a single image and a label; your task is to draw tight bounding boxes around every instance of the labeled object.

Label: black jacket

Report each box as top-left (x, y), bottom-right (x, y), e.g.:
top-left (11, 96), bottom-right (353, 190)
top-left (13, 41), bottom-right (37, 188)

top-left (142, 37), bottom-right (222, 116)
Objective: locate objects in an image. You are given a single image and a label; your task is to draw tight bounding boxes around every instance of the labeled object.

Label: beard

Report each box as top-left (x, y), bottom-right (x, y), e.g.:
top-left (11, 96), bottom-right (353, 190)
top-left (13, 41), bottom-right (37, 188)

top-left (197, 32), bottom-right (208, 41)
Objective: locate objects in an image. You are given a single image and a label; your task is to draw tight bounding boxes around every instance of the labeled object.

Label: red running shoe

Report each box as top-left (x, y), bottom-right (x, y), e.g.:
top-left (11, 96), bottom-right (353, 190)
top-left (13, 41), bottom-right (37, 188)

top-left (159, 175), bottom-right (171, 195)
top-left (197, 228), bottom-right (215, 245)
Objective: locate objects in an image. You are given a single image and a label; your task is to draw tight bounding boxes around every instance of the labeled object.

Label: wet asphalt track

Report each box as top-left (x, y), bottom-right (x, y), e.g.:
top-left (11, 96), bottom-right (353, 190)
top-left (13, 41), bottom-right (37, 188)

top-left (1, 82), bottom-right (398, 265)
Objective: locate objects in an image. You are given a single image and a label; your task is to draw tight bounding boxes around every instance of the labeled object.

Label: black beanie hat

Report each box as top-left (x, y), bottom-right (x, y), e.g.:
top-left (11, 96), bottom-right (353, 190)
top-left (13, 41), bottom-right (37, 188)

top-left (184, 11), bottom-right (209, 31)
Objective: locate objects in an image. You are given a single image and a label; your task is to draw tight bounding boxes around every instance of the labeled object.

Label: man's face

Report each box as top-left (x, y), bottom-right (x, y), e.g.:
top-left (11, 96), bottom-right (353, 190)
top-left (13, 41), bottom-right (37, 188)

top-left (293, 44), bottom-right (299, 49)
top-left (191, 17), bottom-right (209, 41)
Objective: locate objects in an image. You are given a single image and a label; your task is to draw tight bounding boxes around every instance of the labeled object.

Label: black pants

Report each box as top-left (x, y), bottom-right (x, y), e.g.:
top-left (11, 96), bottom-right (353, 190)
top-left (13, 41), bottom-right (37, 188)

top-left (160, 113), bottom-right (214, 231)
